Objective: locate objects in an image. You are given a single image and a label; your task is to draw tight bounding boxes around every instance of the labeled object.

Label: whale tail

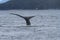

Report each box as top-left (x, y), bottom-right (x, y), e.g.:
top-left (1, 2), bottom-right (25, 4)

top-left (28, 16), bottom-right (35, 19)
top-left (10, 13), bottom-right (35, 25)
top-left (10, 13), bottom-right (24, 18)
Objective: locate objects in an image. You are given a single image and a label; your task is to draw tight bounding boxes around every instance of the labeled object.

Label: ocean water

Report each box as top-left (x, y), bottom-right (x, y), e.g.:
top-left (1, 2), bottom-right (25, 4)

top-left (0, 10), bottom-right (60, 40)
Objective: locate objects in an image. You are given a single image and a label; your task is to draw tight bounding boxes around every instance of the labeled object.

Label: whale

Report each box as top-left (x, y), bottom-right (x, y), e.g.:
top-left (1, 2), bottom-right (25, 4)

top-left (10, 13), bottom-right (35, 25)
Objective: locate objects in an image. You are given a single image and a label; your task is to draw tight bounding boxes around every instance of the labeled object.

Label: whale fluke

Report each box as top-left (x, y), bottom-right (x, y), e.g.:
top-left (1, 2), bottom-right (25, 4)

top-left (10, 13), bottom-right (24, 18)
top-left (10, 13), bottom-right (35, 25)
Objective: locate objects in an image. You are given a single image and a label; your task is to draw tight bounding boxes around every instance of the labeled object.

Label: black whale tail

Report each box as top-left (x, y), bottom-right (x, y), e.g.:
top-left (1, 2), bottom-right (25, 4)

top-left (10, 13), bottom-right (35, 25)
top-left (10, 13), bottom-right (24, 18)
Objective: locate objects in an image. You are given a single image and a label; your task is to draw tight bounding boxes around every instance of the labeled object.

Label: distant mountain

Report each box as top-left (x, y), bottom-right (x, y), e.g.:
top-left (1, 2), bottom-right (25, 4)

top-left (0, 0), bottom-right (36, 10)
top-left (0, 0), bottom-right (60, 10)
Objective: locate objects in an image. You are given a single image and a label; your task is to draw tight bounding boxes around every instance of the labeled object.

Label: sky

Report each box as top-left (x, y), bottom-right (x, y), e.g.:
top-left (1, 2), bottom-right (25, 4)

top-left (0, 0), bottom-right (10, 4)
